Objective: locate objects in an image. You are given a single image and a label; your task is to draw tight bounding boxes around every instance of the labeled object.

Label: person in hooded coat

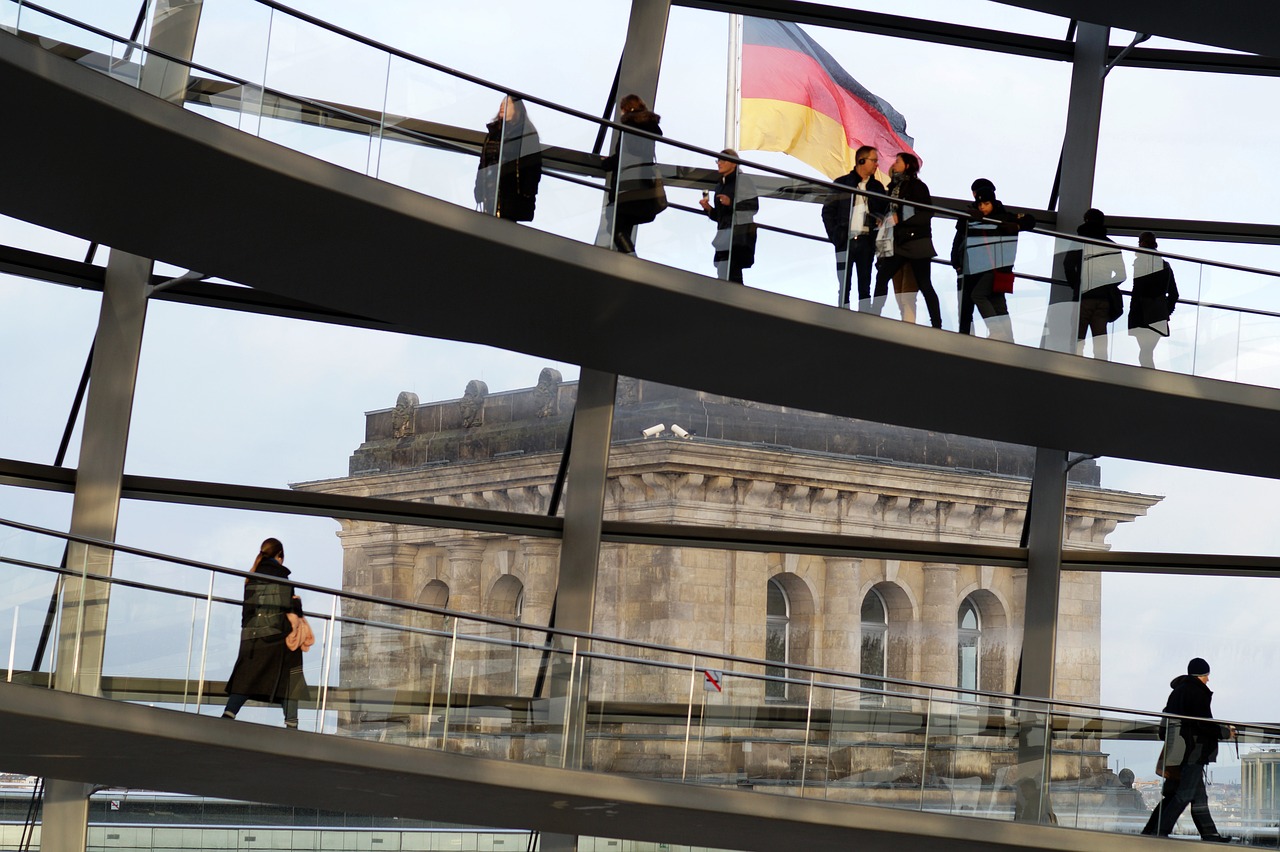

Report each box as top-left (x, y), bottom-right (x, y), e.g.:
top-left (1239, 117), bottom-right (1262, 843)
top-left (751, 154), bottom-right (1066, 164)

top-left (1141, 657), bottom-right (1234, 841)
top-left (1128, 231), bottom-right (1180, 368)
top-left (223, 537), bottom-right (309, 728)
top-left (474, 96), bottom-right (543, 222)
top-left (603, 94), bottom-right (668, 255)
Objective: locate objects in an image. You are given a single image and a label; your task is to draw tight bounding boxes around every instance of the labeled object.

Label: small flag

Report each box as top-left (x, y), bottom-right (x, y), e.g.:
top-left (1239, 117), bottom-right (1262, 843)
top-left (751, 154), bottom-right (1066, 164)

top-left (740, 17), bottom-right (918, 180)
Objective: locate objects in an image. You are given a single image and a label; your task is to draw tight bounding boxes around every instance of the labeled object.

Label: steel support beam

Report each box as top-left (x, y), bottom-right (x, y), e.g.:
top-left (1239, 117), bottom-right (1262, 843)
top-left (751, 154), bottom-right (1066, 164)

top-left (547, 368), bottom-right (617, 778)
top-left (616, 0), bottom-right (672, 113)
top-left (1043, 22), bottom-right (1109, 354)
top-left (43, 3), bottom-right (204, 849)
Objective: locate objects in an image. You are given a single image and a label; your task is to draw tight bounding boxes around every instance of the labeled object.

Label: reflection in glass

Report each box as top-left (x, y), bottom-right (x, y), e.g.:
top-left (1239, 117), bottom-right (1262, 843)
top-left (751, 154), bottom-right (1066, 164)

top-left (860, 589), bottom-right (887, 680)
top-left (957, 596), bottom-right (979, 694)
top-left (765, 577), bottom-right (789, 700)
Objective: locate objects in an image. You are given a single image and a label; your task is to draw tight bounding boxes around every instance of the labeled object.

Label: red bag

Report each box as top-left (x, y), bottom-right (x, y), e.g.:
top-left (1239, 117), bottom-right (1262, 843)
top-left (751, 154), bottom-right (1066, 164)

top-left (993, 271), bottom-right (1015, 293)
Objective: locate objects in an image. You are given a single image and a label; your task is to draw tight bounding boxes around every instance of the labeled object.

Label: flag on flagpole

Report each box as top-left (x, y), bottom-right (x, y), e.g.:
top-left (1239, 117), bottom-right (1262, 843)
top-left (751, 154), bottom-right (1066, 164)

top-left (739, 17), bottom-right (918, 180)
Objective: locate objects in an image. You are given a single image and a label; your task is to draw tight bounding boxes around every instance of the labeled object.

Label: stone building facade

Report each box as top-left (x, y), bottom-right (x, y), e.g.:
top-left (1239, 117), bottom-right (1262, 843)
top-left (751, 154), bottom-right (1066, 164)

top-left (298, 373), bottom-right (1158, 798)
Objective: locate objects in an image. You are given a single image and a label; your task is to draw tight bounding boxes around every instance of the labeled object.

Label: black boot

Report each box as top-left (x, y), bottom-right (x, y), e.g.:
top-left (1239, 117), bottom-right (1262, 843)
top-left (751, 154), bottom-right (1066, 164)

top-left (613, 230), bottom-right (636, 254)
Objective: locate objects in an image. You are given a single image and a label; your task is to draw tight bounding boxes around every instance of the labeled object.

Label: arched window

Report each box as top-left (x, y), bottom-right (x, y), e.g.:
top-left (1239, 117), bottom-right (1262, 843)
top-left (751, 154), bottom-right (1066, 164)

top-left (860, 589), bottom-right (887, 679)
top-left (957, 597), bottom-right (981, 694)
top-left (765, 578), bottom-right (790, 700)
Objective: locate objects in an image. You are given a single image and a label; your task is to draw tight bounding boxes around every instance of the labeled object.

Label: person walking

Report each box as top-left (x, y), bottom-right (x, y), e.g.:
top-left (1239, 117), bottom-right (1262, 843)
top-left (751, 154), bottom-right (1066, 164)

top-left (223, 537), bottom-right (312, 728)
top-left (603, 94), bottom-right (667, 254)
top-left (870, 153), bottom-right (942, 327)
top-left (1066, 208), bottom-right (1126, 360)
top-left (1128, 231), bottom-right (1179, 368)
top-left (821, 145), bottom-right (887, 309)
top-left (699, 149), bottom-right (758, 284)
top-left (1141, 657), bottom-right (1234, 842)
top-left (474, 96), bottom-right (543, 222)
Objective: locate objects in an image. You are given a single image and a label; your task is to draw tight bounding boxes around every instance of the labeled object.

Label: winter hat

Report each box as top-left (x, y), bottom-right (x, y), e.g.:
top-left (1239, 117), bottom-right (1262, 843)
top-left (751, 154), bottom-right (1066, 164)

top-left (974, 190), bottom-right (997, 204)
top-left (971, 178), bottom-right (996, 195)
top-left (1188, 657), bottom-right (1211, 676)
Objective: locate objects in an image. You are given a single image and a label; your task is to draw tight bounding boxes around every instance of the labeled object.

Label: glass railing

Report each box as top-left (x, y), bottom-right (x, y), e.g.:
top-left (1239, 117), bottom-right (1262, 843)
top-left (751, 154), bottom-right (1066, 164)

top-left (6, 0), bottom-right (1280, 391)
top-left (2, 514), bottom-right (1278, 843)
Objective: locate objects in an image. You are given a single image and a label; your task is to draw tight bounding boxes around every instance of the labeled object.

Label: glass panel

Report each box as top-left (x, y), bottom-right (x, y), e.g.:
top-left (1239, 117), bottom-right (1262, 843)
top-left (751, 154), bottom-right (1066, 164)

top-left (0, 213), bottom-right (95, 261)
top-left (0, 273), bottom-right (99, 465)
top-left (607, 379), bottom-right (1063, 547)
top-left (1090, 458), bottom-right (1280, 557)
top-left (258, 9), bottom-right (391, 176)
top-left (378, 57), bottom-right (513, 213)
top-left (126, 300), bottom-right (576, 513)
top-left (1097, 68), bottom-right (1280, 222)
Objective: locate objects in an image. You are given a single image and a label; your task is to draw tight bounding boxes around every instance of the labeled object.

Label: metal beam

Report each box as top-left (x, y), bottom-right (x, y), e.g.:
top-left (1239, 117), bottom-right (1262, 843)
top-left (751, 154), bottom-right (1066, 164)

top-left (1043, 21), bottom-right (1109, 353)
top-left (9, 30), bottom-right (1280, 484)
top-left (0, 682), bottom-right (1198, 852)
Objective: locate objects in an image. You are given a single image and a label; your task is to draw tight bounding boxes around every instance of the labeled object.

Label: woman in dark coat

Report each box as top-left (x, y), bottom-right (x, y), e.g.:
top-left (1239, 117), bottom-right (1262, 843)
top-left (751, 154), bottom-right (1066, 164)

top-left (223, 537), bottom-right (308, 728)
top-left (871, 153), bottom-right (942, 328)
top-left (1128, 231), bottom-right (1179, 368)
top-left (698, 148), bottom-right (758, 284)
top-left (603, 94), bottom-right (667, 254)
top-left (474, 96), bottom-right (542, 222)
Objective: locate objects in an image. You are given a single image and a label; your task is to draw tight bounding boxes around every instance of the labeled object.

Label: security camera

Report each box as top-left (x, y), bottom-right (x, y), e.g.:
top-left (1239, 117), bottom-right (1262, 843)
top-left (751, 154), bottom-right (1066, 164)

top-left (641, 424), bottom-right (666, 438)
top-left (671, 424), bottom-right (692, 439)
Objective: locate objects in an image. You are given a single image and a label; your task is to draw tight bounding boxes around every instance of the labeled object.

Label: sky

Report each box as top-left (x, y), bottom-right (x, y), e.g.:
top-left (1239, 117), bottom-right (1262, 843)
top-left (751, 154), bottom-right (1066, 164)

top-left (3, 0), bottom-right (1280, 781)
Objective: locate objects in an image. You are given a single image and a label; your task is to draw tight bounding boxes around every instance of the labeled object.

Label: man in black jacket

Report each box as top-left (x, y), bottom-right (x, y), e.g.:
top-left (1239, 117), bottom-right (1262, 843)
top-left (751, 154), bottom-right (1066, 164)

top-left (1141, 657), bottom-right (1234, 841)
top-left (821, 145), bottom-right (886, 309)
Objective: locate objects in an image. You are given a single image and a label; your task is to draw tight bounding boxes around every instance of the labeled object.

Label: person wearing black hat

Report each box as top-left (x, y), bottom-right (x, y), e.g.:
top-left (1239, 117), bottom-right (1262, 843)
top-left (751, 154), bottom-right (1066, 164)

top-left (950, 185), bottom-right (1035, 341)
top-left (1141, 657), bottom-right (1234, 841)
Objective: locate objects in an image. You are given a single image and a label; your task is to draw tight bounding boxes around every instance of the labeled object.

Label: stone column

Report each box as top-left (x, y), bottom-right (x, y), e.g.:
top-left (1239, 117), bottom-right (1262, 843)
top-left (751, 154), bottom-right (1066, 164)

top-left (820, 557), bottom-right (863, 678)
top-left (918, 563), bottom-right (959, 690)
top-left (362, 542), bottom-right (417, 690)
top-left (517, 537), bottom-right (560, 694)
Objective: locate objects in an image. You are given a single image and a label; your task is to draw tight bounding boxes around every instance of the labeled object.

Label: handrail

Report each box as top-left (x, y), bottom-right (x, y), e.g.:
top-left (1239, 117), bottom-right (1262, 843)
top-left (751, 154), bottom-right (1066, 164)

top-left (13, 0), bottom-right (1280, 284)
top-left (4, 513), bottom-right (1276, 734)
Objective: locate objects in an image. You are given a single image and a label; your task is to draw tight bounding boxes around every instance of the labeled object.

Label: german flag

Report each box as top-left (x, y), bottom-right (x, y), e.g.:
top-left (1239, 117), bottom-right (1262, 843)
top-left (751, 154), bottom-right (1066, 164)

top-left (740, 17), bottom-right (918, 180)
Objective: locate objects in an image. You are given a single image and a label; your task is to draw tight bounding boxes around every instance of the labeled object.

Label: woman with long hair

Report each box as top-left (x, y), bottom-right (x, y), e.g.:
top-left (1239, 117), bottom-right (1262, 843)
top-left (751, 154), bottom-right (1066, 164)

top-left (474, 95), bottom-right (543, 222)
top-left (603, 93), bottom-right (667, 254)
top-left (871, 152), bottom-right (942, 328)
top-left (222, 537), bottom-right (310, 728)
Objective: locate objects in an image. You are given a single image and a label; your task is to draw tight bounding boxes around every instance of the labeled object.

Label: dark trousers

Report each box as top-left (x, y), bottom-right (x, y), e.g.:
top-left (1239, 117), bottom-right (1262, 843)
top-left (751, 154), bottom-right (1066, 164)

top-left (1142, 764), bottom-right (1220, 838)
top-left (873, 256), bottom-right (941, 327)
top-left (835, 234), bottom-right (875, 305)
top-left (225, 692), bottom-right (299, 726)
top-left (959, 272), bottom-right (1012, 337)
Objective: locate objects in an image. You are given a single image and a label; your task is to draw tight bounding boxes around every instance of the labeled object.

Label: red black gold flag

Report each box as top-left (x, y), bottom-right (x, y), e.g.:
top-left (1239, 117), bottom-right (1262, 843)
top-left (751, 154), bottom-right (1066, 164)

top-left (740, 17), bottom-right (918, 179)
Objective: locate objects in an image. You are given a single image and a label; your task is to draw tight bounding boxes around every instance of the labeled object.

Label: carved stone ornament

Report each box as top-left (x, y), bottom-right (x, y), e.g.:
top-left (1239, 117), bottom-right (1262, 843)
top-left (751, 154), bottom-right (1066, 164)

top-left (460, 379), bottom-right (489, 428)
top-left (535, 367), bottom-right (563, 418)
top-left (616, 376), bottom-right (640, 406)
top-left (392, 391), bottom-right (419, 438)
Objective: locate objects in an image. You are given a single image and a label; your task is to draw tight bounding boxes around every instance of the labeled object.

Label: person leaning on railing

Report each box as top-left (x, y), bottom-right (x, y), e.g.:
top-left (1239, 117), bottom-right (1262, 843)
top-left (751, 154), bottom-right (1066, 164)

top-left (699, 149), bottom-right (759, 284)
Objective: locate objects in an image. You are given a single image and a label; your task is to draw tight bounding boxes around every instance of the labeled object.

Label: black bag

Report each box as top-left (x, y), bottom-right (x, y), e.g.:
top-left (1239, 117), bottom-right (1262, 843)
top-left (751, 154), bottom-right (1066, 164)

top-left (895, 236), bottom-right (936, 260)
top-left (619, 178), bottom-right (668, 225)
top-left (1107, 285), bottom-right (1124, 322)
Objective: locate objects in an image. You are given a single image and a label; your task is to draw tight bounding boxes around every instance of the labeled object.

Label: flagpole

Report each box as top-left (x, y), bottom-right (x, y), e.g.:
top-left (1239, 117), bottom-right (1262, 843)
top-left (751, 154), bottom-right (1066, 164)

top-left (725, 14), bottom-right (742, 149)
